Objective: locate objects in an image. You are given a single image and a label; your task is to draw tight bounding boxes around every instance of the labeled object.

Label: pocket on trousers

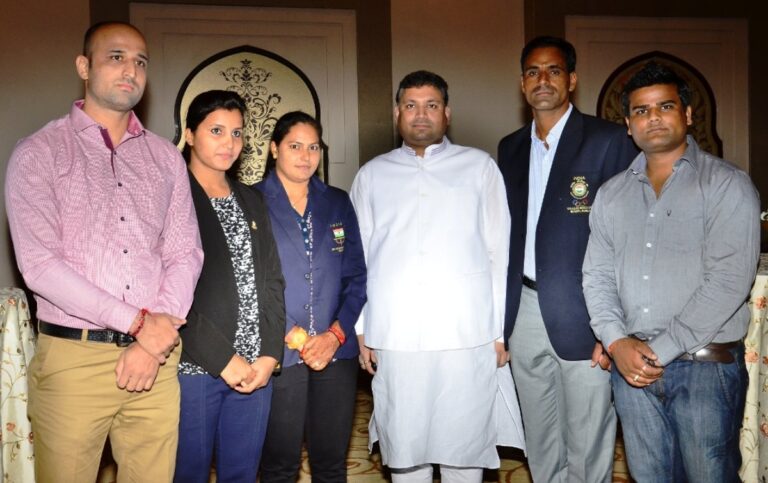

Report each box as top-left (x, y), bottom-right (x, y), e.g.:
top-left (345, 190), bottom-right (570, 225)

top-left (29, 334), bottom-right (57, 383)
top-left (715, 354), bottom-right (748, 412)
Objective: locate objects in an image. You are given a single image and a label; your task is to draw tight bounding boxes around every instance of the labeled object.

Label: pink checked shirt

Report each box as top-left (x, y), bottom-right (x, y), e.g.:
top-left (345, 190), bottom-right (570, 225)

top-left (5, 101), bottom-right (203, 333)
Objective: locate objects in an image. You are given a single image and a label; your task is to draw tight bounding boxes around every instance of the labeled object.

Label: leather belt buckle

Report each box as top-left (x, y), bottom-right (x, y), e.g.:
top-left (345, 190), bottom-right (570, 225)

top-left (678, 341), bottom-right (739, 363)
top-left (115, 333), bottom-right (134, 347)
top-left (96, 330), bottom-right (134, 347)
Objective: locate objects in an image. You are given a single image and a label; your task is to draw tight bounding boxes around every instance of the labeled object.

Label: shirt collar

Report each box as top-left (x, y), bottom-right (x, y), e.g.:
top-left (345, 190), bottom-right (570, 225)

top-left (679, 135), bottom-right (701, 170)
top-left (400, 136), bottom-right (450, 158)
top-left (530, 103), bottom-right (573, 146)
top-left (70, 100), bottom-right (145, 138)
top-left (627, 135), bottom-right (699, 178)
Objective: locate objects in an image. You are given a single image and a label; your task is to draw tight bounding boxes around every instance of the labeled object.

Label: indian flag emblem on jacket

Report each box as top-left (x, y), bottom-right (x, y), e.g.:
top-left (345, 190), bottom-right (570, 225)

top-left (332, 226), bottom-right (345, 245)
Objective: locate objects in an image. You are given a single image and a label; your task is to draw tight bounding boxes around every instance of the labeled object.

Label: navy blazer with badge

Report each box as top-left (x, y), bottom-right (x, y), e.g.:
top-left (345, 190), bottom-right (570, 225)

top-left (255, 172), bottom-right (367, 367)
top-left (498, 108), bottom-right (637, 360)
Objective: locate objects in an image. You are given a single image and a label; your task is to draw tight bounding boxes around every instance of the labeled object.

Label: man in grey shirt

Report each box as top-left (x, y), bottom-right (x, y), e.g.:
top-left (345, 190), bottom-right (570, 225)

top-left (583, 61), bottom-right (759, 482)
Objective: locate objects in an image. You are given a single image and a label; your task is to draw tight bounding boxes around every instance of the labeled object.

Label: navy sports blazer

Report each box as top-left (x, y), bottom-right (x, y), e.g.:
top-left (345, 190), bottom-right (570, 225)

top-left (498, 108), bottom-right (637, 360)
top-left (254, 172), bottom-right (367, 367)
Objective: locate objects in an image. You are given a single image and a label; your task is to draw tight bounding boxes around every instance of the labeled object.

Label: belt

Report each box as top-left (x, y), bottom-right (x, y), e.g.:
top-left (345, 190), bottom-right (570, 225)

top-left (38, 320), bottom-right (135, 347)
top-left (522, 275), bottom-right (537, 291)
top-left (677, 341), bottom-right (740, 363)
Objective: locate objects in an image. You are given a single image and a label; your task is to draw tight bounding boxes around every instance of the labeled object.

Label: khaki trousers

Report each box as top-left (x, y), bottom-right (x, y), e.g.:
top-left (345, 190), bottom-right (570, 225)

top-left (28, 333), bottom-right (180, 483)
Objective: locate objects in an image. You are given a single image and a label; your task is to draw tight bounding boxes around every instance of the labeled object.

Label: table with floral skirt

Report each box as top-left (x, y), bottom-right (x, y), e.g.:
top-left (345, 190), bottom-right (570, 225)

top-left (740, 254), bottom-right (768, 482)
top-left (0, 288), bottom-right (36, 483)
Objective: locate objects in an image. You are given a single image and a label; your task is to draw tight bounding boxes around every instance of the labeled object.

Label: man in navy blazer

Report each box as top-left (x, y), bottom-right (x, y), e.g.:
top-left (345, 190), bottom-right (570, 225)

top-left (498, 36), bottom-right (637, 482)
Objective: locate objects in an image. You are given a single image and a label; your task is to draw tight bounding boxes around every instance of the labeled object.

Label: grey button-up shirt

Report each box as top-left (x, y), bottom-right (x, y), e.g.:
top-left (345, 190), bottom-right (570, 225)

top-left (583, 136), bottom-right (760, 365)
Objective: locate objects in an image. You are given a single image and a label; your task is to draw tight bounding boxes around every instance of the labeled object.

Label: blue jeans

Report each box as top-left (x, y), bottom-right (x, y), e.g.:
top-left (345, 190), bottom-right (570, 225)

top-left (611, 344), bottom-right (747, 483)
top-left (174, 373), bottom-right (272, 483)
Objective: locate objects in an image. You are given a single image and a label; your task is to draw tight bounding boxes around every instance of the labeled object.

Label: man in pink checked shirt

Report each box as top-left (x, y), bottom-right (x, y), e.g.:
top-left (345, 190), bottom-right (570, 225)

top-left (4, 22), bottom-right (203, 483)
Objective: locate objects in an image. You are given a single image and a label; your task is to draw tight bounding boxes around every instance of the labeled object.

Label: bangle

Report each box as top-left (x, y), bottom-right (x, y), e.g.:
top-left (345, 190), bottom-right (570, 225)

top-left (327, 324), bottom-right (346, 346)
top-left (130, 308), bottom-right (149, 337)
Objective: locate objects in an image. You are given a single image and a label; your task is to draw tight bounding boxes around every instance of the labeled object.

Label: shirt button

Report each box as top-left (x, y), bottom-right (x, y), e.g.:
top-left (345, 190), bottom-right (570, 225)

top-left (643, 275), bottom-right (649, 280)
top-left (303, 304), bottom-right (310, 310)
top-left (125, 284), bottom-right (130, 290)
top-left (120, 216), bottom-right (125, 221)
top-left (304, 273), bottom-right (310, 280)
top-left (649, 213), bottom-right (655, 218)
top-left (646, 242), bottom-right (652, 248)
top-left (643, 308), bottom-right (649, 313)
top-left (123, 249), bottom-right (128, 254)
top-left (117, 182), bottom-right (123, 187)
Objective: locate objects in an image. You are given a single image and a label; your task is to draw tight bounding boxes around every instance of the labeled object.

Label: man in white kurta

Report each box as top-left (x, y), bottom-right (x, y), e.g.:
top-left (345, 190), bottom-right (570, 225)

top-left (351, 70), bottom-right (512, 482)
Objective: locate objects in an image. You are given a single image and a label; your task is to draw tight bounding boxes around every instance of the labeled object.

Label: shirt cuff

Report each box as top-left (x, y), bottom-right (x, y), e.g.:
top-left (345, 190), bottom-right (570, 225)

top-left (648, 332), bottom-right (684, 366)
top-left (597, 324), bottom-right (628, 355)
top-left (112, 302), bottom-right (142, 334)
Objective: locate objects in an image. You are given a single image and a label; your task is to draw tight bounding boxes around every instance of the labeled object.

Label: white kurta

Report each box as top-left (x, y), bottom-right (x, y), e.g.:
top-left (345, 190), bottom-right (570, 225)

top-left (351, 138), bottom-right (509, 349)
top-left (351, 138), bottom-right (524, 468)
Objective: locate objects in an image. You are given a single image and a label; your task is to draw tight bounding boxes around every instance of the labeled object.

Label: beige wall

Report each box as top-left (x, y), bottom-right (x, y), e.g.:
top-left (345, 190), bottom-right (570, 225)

top-left (1, 0), bottom-right (527, 288)
top-left (0, 0), bottom-right (89, 287)
top-left (390, 0), bottom-right (526, 158)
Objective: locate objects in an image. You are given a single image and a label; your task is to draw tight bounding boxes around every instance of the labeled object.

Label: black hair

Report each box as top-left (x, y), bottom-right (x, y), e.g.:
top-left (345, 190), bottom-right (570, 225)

top-left (620, 62), bottom-right (692, 116)
top-left (83, 21), bottom-right (144, 58)
top-left (520, 36), bottom-right (577, 73)
top-left (182, 90), bottom-right (248, 162)
top-left (395, 70), bottom-right (449, 105)
top-left (264, 111), bottom-right (323, 177)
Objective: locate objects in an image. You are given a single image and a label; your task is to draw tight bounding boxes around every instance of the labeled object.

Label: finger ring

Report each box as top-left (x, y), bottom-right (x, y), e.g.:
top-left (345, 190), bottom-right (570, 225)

top-left (633, 374), bottom-right (640, 382)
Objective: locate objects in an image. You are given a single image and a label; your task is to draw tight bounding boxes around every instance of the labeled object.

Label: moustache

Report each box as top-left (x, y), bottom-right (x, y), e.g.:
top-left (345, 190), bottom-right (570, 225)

top-left (533, 86), bottom-right (554, 95)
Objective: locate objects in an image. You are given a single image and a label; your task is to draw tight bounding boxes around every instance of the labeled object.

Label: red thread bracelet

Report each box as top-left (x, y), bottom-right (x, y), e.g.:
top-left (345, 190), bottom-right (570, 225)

top-left (327, 324), bottom-right (346, 345)
top-left (130, 308), bottom-right (149, 337)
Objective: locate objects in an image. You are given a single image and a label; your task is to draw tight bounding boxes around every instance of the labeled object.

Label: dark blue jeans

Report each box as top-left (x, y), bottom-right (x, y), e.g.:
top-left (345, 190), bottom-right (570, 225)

top-left (612, 344), bottom-right (747, 483)
top-left (174, 373), bottom-right (272, 483)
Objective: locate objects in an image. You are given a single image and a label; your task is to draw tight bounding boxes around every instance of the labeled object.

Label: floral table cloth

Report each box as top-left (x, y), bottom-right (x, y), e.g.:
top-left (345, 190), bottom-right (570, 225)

top-left (0, 288), bottom-right (35, 483)
top-left (740, 254), bottom-right (768, 482)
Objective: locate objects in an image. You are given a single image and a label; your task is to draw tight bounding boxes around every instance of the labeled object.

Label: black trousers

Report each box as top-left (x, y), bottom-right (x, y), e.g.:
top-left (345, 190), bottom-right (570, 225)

top-left (260, 358), bottom-right (358, 483)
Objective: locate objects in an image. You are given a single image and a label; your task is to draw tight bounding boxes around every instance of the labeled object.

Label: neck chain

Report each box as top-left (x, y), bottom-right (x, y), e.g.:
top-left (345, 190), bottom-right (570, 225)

top-left (288, 190), bottom-right (308, 210)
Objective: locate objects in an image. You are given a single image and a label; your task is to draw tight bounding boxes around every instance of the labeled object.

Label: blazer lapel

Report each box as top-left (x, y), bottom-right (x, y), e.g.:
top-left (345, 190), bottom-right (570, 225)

top-left (541, 109), bottom-right (584, 215)
top-left (187, 170), bottom-right (237, 293)
top-left (262, 172), bottom-right (309, 258)
top-left (306, 177), bottom-right (332, 257)
top-left (230, 179), bottom-right (261, 263)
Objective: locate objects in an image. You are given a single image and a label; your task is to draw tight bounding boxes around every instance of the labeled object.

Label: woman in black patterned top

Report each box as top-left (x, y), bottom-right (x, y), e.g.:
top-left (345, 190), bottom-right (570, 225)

top-left (174, 90), bottom-right (285, 483)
